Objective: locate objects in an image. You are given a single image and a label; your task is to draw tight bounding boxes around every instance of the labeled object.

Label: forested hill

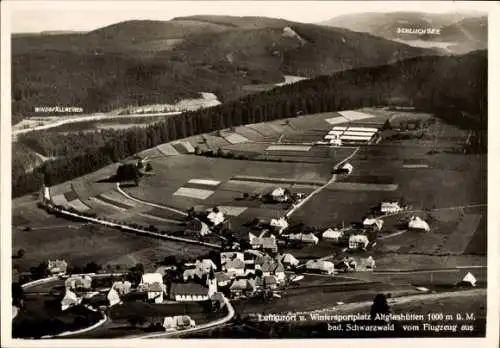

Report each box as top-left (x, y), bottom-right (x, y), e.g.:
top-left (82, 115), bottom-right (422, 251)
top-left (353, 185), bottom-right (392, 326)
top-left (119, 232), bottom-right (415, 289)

top-left (13, 50), bottom-right (486, 198)
top-left (12, 17), bottom-right (435, 122)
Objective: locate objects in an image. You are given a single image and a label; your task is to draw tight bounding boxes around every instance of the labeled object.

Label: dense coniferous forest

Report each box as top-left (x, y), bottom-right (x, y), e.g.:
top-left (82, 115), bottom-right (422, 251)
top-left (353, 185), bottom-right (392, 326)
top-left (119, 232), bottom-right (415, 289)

top-left (12, 51), bottom-right (487, 198)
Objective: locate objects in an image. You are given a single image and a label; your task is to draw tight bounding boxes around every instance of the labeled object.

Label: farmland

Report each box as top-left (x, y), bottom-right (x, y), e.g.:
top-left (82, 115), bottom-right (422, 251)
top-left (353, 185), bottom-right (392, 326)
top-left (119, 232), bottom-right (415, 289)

top-left (13, 107), bottom-right (486, 263)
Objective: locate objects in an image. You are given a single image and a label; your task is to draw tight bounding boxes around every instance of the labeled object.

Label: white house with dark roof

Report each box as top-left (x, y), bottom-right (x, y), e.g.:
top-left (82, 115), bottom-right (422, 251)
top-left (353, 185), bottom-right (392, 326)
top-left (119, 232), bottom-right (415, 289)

top-left (322, 228), bottom-right (344, 242)
top-left (170, 271), bottom-right (217, 301)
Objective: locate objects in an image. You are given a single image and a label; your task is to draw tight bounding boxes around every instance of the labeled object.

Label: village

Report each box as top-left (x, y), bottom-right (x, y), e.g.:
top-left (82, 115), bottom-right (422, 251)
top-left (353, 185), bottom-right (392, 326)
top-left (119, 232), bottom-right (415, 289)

top-left (18, 179), bottom-right (440, 335)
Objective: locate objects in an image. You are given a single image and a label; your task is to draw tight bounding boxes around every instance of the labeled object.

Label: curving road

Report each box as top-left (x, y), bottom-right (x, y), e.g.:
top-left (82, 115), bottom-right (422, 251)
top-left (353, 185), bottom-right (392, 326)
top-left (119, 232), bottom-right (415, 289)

top-left (13, 111), bottom-right (183, 137)
top-left (123, 294), bottom-right (235, 339)
top-left (286, 146), bottom-right (360, 218)
top-left (116, 183), bottom-right (187, 217)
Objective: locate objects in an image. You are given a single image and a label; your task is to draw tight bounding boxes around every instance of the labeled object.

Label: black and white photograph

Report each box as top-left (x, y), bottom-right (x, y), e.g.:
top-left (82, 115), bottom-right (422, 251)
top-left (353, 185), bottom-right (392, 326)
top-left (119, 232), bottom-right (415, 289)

top-left (1, 0), bottom-right (498, 345)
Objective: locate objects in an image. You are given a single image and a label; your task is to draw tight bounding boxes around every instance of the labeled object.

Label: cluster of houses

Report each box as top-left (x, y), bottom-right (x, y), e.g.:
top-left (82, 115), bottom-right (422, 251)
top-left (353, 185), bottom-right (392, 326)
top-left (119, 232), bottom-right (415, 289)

top-left (176, 250), bottom-right (291, 300)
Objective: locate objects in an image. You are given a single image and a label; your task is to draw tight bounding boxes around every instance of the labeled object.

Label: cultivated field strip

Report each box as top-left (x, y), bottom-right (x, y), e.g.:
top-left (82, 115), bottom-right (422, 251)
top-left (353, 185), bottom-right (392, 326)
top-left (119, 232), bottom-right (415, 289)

top-left (222, 142), bottom-right (269, 152)
top-left (172, 141), bottom-right (195, 154)
top-left (219, 180), bottom-right (281, 194)
top-left (156, 143), bottom-right (180, 156)
top-left (187, 179), bottom-right (221, 186)
top-left (99, 191), bottom-right (138, 208)
top-left (136, 212), bottom-right (184, 225)
top-left (136, 146), bottom-right (164, 160)
top-left (289, 113), bottom-right (341, 130)
top-left (232, 175), bottom-right (326, 186)
top-left (327, 182), bottom-right (399, 192)
top-left (173, 187), bottom-right (215, 200)
top-left (93, 195), bottom-right (131, 210)
top-left (340, 175), bottom-right (395, 184)
top-left (223, 132), bottom-right (249, 144)
top-left (71, 182), bottom-right (111, 201)
top-left (199, 134), bottom-right (231, 149)
top-left (51, 194), bottom-right (70, 207)
top-left (246, 123), bottom-right (281, 138)
top-left (325, 116), bottom-right (350, 125)
top-left (194, 205), bottom-right (248, 217)
top-left (402, 164), bottom-right (429, 168)
top-left (87, 197), bottom-right (128, 214)
top-left (440, 214), bottom-right (483, 254)
top-left (233, 126), bottom-right (266, 141)
top-left (67, 199), bottom-right (90, 212)
top-left (254, 155), bottom-right (337, 164)
top-left (266, 145), bottom-right (312, 152)
top-left (266, 123), bottom-right (286, 134)
top-left (63, 190), bottom-right (79, 202)
top-left (338, 110), bottom-right (376, 122)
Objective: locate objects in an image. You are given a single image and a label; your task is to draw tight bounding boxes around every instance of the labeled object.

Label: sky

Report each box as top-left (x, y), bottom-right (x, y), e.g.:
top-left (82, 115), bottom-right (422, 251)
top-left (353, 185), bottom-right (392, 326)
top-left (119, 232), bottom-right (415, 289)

top-left (6, 1), bottom-right (492, 33)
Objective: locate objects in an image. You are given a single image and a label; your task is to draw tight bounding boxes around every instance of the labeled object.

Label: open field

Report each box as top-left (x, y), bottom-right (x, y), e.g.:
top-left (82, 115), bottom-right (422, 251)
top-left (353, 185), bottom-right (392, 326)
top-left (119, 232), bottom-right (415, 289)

top-left (12, 222), bottom-right (211, 272)
top-left (123, 156), bottom-right (334, 211)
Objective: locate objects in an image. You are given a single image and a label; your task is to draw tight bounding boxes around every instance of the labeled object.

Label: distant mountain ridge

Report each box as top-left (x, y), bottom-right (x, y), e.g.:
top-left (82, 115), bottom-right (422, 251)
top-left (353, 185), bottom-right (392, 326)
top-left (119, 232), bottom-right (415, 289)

top-left (320, 11), bottom-right (487, 54)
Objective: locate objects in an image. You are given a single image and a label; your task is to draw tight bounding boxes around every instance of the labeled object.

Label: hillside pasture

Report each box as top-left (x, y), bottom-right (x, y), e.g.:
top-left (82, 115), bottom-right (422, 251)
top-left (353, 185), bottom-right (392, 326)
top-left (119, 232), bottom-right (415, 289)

top-left (245, 123), bottom-right (281, 139)
top-left (289, 112), bottom-right (344, 130)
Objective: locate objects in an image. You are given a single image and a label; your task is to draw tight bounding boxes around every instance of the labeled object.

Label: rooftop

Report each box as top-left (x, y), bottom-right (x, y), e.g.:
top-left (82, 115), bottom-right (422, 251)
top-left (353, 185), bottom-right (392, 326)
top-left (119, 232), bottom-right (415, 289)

top-left (170, 282), bottom-right (209, 296)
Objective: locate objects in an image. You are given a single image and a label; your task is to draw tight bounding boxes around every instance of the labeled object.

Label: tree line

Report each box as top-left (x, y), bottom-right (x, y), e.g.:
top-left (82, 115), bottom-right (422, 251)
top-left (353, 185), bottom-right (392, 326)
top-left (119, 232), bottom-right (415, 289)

top-left (12, 52), bottom-right (487, 198)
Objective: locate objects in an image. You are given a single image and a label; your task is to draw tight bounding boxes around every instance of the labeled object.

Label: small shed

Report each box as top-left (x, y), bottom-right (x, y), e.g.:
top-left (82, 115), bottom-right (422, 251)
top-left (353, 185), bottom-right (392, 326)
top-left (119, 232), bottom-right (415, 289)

top-left (107, 287), bottom-right (122, 307)
top-left (322, 228), bottom-right (344, 242)
top-left (279, 253), bottom-right (299, 267)
top-left (207, 208), bottom-right (225, 226)
top-left (341, 163), bottom-right (353, 174)
top-left (141, 273), bottom-right (165, 304)
top-left (220, 252), bottom-right (244, 265)
top-left (363, 218), bottom-right (384, 231)
top-left (61, 289), bottom-right (82, 311)
top-left (408, 216), bottom-right (430, 232)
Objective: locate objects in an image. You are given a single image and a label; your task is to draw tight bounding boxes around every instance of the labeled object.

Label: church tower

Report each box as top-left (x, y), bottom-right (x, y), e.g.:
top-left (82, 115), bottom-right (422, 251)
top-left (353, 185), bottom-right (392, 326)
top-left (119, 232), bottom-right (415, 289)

top-left (206, 269), bottom-right (217, 297)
